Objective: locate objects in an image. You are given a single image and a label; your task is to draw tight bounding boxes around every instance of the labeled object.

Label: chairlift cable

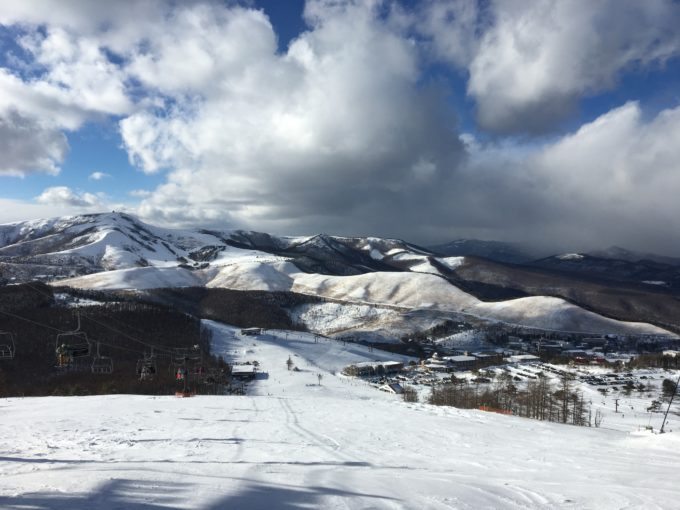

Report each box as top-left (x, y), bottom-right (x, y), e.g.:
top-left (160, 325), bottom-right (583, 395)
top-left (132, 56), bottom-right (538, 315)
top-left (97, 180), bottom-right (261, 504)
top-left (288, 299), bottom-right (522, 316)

top-left (0, 309), bottom-right (163, 358)
top-left (0, 309), bottom-right (68, 333)
top-left (5, 284), bottom-right (201, 358)
top-left (80, 313), bottom-right (174, 355)
top-left (89, 312), bottom-right (186, 357)
top-left (90, 339), bottom-right (147, 356)
top-left (23, 281), bottom-right (57, 300)
top-left (22, 281), bottom-right (173, 353)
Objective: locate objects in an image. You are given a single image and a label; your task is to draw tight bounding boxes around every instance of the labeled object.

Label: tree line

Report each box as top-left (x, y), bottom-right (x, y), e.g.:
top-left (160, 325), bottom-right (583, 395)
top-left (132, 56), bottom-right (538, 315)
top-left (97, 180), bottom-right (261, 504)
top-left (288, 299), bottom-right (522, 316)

top-left (0, 283), bottom-right (229, 397)
top-left (428, 372), bottom-right (592, 427)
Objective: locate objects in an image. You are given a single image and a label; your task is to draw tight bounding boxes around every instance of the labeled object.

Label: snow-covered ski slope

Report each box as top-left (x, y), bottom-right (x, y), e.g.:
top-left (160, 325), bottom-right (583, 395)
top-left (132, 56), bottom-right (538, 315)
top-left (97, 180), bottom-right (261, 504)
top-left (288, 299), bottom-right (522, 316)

top-left (1, 212), bottom-right (672, 335)
top-left (1, 322), bottom-right (678, 509)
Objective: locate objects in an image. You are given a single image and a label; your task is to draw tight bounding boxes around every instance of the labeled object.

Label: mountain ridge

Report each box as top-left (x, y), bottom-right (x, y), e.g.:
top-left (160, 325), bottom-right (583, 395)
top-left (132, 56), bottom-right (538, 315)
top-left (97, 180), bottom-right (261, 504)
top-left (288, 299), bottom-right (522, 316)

top-left (0, 212), bottom-right (676, 337)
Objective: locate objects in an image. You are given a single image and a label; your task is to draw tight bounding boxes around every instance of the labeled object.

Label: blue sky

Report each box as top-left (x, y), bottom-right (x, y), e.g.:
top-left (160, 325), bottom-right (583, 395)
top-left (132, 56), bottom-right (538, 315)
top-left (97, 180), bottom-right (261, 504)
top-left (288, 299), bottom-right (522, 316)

top-left (1, 122), bottom-right (162, 202)
top-left (1, 0), bottom-right (679, 254)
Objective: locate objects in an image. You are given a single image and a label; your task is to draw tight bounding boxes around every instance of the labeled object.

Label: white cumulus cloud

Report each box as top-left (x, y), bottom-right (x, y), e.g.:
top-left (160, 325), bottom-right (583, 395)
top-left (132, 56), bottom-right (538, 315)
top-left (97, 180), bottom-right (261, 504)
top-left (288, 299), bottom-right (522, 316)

top-left (471, 0), bottom-right (680, 133)
top-left (454, 102), bottom-right (680, 254)
top-left (416, 0), bottom-right (680, 133)
top-left (36, 186), bottom-right (103, 208)
top-left (120, 1), bottom-right (464, 235)
top-left (88, 171), bottom-right (111, 181)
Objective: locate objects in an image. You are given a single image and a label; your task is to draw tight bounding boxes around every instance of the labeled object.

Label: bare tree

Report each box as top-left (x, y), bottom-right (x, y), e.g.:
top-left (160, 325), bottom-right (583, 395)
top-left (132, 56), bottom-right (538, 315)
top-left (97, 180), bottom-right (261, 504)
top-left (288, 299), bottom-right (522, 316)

top-left (402, 385), bottom-right (418, 403)
top-left (594, 409), bottom-right (604, 428)
top-left (557, 372), bottom-right (575, 423)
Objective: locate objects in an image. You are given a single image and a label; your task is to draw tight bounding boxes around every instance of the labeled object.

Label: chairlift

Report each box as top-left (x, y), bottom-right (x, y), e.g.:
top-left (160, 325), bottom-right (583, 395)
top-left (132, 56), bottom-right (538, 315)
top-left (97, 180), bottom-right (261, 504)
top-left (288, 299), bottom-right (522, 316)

top-left (0, 332), bottom-right (16, 360)
top-left (55, 330), bottom-right (91, 368)
top-left (136, 349), bottom-right (157, 381)
top-left (204, 367), bottom-right (227, 386)
top-left (191, 348), bottom-right (206, 380)
top-left (91, 342), bottom-right (113, 374)
top-left (171, 346), bottom-right (201, 366)
top-left (55, 314), bottom-right (91, 366)
top-left (192, 363), bottom-right (207, 383)
top-left (173, 355), bottom-right (194, 397)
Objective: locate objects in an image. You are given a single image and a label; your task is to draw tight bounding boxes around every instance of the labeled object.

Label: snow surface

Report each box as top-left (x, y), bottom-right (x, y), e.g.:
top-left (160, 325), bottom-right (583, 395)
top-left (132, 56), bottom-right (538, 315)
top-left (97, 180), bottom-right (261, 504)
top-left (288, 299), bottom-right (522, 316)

top-left (55, 266), bottom-right (206, 290)
top-left (469, 296), bottom-right (668, 335)
top-left (557, 253), bottom-right (585, 261)
top-left (488, 362), bottom-right (680, 434)
top-left (434, 329), bottom-right (493, 351)
top-left (289, 302), bottom-right (449, 343)
top-left (289, 302), bottom-right (401, 337)
top-left (1, 322), bottom-right (679, 509)
top-left (292, 271), bottom-right (478, 311)
top-left (369, 248), bottom-right (383, 260)
top-left (437, 256), bottom-right (465, 270)
top-left (206, 260), bottom-right (297, 292)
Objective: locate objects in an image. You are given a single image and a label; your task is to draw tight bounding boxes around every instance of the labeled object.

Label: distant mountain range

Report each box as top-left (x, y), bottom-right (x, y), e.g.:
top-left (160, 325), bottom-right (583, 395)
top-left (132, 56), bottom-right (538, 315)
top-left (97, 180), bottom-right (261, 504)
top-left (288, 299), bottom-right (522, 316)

top-left (429, 239), bottom-right (680, 292)
top-left (428, 239), bottom-right (538, 264)
top-left (0, 212), bottom-right (677, 338)
top-left (588, 246), bottom-right (680, 266)
top-left (530, 253), bottom-right (680, 290)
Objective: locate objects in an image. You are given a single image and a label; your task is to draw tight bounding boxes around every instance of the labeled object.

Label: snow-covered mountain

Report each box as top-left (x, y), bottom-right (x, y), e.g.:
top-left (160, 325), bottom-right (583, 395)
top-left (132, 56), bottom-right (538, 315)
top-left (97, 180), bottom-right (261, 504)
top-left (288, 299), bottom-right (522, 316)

top-left (0, 212), bottom-right (673, 336)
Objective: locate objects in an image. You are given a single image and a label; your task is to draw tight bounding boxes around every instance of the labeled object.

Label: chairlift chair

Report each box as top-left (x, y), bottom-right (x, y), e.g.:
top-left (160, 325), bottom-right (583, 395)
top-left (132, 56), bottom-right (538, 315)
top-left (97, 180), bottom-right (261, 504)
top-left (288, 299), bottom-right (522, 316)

top-left (55, 330), bottom-right (91, 367)
top-left (91, 342), bottom-right (113, 374)
top-left (136, 350), bottom-right (157, 381)
top-left (171, 346), bottom-right (201, 365)
top-left (0, 332), bottom-right (16, 360)
top-left (175, 367), bottom-right (188, 381)
top-left (205, 367), bottom-right (226, 386)
top-left (192, 363), bottom-right (207, 383)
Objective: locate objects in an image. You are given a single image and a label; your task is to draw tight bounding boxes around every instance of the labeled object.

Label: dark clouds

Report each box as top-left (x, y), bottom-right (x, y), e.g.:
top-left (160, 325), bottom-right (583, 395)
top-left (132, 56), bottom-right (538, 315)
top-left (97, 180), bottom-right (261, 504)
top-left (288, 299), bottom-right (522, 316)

top-left (1, 1), bottom-right (680, 255)
top-left (0, 113), bottom-right (67, 176)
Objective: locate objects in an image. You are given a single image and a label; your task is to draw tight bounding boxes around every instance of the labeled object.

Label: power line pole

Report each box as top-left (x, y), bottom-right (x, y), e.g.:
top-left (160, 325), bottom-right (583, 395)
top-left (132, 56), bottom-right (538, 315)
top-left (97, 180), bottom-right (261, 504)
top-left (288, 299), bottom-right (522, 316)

top-left (614, 398), bottom-right (620, 413)
top-left (660, 373), bottom-right (680, 434)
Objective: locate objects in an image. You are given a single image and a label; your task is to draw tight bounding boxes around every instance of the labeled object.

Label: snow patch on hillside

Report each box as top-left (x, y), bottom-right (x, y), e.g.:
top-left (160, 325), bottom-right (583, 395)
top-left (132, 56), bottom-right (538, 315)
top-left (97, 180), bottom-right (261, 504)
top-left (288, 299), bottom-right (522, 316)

top-left (557, 253), bottom-right (585, 260)
top-left (438, 256), bottom-right (465, 270)
top-left (58, 266), bottom-right (205, 290)
top-left (292, 271), bottom-right (478, 310)
top-left (434, 329), bottom-right (493, 351)
top-left (207, 260), bottom-right (298, 292)
top-left (388, 253), bottom-right (464, 276)
top-left (470, 296), bottom-right (667, 335)
top-left (291, 302), bottom-right (396, 334)
top-left (100, 244), bottom-right (140, 270)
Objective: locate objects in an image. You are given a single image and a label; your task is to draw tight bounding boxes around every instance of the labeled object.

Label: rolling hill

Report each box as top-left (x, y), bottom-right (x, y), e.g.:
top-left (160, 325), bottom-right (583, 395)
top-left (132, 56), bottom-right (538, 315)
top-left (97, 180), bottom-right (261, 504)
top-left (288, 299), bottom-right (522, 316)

top-left (0, 212), bottom-right (675, 337)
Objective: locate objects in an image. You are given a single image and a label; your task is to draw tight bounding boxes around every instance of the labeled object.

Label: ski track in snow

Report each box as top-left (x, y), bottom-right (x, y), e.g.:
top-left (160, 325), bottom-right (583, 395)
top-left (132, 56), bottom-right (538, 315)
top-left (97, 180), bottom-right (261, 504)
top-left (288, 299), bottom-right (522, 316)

top-left (1, 322), bottom-right (679, 509)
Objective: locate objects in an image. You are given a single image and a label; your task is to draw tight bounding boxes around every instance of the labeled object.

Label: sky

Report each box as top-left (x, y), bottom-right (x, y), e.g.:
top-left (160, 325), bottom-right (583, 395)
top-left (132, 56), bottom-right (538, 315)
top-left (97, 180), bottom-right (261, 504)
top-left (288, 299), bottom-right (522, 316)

top-left (0, 0), bottom-right (680, 255)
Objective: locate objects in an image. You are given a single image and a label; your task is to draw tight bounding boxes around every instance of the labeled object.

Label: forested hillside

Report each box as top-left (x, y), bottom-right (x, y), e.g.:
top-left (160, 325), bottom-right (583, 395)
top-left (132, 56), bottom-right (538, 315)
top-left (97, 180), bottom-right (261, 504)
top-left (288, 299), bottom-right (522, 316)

top-left (0, 284), bottom-right (226, 397)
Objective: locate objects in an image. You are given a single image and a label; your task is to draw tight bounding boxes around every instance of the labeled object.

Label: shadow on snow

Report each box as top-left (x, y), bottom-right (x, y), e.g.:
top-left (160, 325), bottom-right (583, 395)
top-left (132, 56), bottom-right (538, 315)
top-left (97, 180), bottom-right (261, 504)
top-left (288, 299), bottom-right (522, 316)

top-left (0, 477), bottom-right (397, 509)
